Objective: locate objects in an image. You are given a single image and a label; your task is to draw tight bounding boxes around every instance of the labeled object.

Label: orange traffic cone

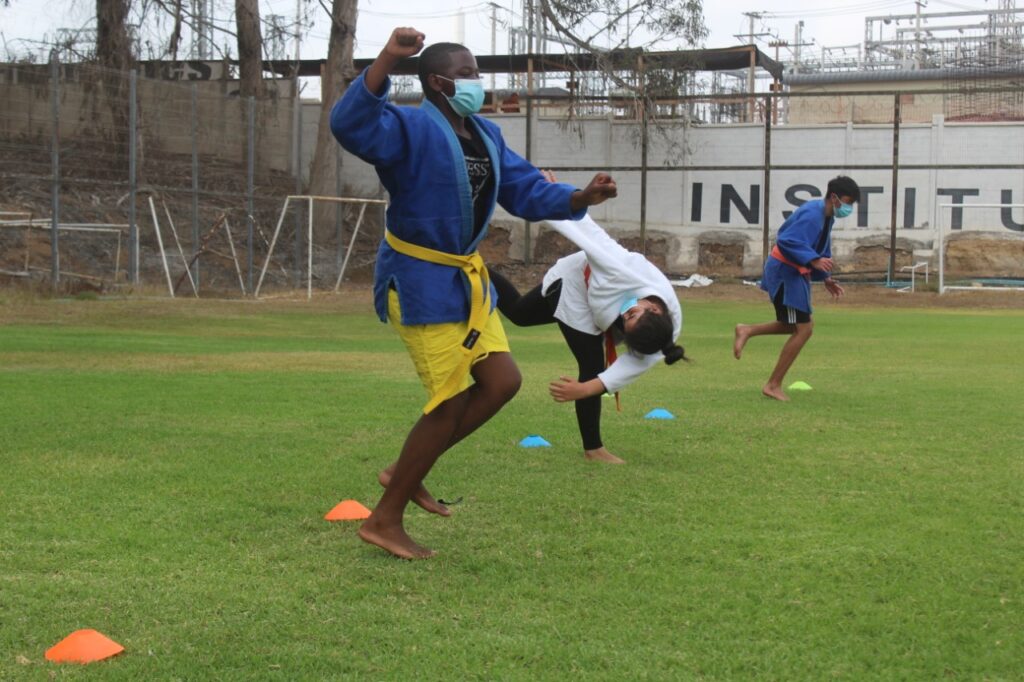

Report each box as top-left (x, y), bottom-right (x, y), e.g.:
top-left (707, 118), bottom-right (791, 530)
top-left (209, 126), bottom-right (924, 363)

top-left (324, 499), bottom-right (371, 521)
top-left (45, 629), bottom-right (124, 664)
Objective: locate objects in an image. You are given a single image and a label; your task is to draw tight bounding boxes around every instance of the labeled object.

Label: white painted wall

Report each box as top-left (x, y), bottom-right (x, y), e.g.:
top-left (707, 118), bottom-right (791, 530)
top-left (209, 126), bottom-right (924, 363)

top-left (305, 103), bottom-right (1024, 273)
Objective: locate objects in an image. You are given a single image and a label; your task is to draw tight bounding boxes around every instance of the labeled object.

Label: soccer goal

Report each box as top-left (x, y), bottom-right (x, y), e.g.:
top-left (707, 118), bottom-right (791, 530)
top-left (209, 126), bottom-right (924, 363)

top-left (937, 202), bottom-right (1024, 294)
top-left (254, 195), bottom-right (387, 299)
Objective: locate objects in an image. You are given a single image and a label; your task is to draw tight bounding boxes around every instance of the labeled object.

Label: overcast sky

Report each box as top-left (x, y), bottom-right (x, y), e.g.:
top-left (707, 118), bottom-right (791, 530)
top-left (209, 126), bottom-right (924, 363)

top-left (0, 0), bottom-right (1003, 67)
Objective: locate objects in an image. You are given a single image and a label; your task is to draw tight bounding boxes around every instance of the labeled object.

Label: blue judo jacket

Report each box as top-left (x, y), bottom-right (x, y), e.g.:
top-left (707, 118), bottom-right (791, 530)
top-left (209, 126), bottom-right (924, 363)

top-left (761, 199), bottom-right (835, 314)
top-left (331, 71), bottom-right (586, 325)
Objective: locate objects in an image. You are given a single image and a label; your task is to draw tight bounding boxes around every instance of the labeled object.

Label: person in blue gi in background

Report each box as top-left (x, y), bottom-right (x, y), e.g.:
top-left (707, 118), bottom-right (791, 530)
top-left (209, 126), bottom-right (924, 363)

top-left (733, 175), bottom-right (860, 401)
top-left (331, 27), bottom-right (618, 559)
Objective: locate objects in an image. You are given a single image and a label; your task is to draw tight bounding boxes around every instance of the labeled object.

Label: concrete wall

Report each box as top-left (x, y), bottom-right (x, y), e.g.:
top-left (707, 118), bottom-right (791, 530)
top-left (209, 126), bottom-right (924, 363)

top-left (311, 106), bottom-right (1024, 275)
top-left (0, 64), bottom-right (298, 173)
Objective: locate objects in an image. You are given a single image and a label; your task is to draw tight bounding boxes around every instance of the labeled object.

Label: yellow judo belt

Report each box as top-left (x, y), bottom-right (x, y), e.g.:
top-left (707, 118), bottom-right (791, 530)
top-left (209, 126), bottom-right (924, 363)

top-left (385, 230), bottom-right (492, 414)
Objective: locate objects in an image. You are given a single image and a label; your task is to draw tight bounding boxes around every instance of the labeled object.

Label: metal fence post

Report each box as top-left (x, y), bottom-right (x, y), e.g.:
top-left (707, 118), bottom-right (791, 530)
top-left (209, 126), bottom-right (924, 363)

top-left (191, 82), bottom-right (200, 289)
top-left (523, 56), bottom-right (533, 265)
top-left (49, 54), bottom-right (60, 288)
top-left (293, 87), bottom-right (303, 288)
top-left (762, 93), bottom-right (772, 263)
top-left (639, 54), bottom-right (648, 254)
top-left (128, 69), bottom-right (138, 285)
top-left (335, 143), bottom-right (343, 272)
top-left (889, 93), bottom-right (902, 284)
top-left (247, 96), bottom-right (255, 294)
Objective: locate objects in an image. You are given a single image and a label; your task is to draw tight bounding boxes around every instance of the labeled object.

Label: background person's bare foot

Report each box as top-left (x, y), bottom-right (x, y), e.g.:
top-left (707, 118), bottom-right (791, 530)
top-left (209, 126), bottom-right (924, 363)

top-left (378, 469), bottom-right (451, 517)
top-left (733, 324), bottom-right (750, 359)
top-left (584, 447), bottom-right (625, 464)
top-left (762, 384), bottom-right (790, 401)
top-left (358, 518), bottom-right (436, 560)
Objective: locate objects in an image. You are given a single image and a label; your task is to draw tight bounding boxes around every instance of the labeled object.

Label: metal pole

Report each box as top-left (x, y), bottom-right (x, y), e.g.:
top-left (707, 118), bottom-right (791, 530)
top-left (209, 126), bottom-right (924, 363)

top-left (490, 3), bottom-right (497, 93)
top-left (523, 56), bottom-right (533, 264)
top-left (748, 46), bottom-right (756, 122)
top-left (335, 143), bottom-right (343, 271)
top-left (49, 54), bottom-right (60, 288)
top-left (762, 93), bottom-right (772, 263)
top-left (293, 77), bottom-right (303, 287)
top-left (129, 69), bottom-right (138, 285)
top-left (889, 93), bottom-right (901, 284)
top-left (255, 197), bottom-right (292, 298)
top-left (163, 200), bottom-right (198, 296)
top-left (335, 202), bottom-right (367, 291)
top-left (937, 200), bottom-right (945, 294)
top-left (148, 196), bottom-right (176, 297)
top-left (307, 197), bottom-right (314, 299)
top-left (639, 54), bottom-right (648, 253)
top-left (247, 96), bottom-right (255, 294)
top-left (191, 82), bottom-right (200, 288)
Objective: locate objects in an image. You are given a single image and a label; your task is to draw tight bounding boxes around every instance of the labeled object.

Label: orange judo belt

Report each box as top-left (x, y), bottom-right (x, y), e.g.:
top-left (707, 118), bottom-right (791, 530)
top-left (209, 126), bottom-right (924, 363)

top-left (770, 245), bottom-right (812, 276)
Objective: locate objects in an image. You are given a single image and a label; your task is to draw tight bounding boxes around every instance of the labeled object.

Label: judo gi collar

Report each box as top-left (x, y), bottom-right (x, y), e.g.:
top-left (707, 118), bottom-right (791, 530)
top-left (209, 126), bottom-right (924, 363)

top-left (418, 98), bottom-right (501, 252)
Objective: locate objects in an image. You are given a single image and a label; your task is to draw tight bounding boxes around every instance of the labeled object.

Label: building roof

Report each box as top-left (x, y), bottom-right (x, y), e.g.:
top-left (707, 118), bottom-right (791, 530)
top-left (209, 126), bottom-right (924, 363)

top-left (786, 63), bottom-right (1024, 86)
top-left (264, 45), bottom-right (783, 80)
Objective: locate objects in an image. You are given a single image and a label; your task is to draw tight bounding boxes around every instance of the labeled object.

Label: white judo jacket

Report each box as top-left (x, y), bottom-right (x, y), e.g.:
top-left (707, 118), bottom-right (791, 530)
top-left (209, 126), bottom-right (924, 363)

top-left (540, 215), bottom-right (683, 394)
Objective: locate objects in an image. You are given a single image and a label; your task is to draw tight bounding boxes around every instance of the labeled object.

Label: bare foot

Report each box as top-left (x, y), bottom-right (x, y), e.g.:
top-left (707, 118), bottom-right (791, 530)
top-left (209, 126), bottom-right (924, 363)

top-left (733, 324), bottom-right (751, 359)
top-left (358, 517), bottom-right (436, 560)
top-left (379, 468), bottom-right (451, 517)
top-left (762, 384), bottom-right (790, 402)
top-left (584, 447), bottom-right (625, 464)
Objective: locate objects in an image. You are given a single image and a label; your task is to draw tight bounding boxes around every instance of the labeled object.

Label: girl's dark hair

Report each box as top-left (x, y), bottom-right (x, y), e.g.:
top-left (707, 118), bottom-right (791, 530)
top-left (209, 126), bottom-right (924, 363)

top-left (417, 42), bottom-right (470, 93)
top-left (623, 296), bottom-right (687, 365)
top-left (661, 343), bottom-right (687, 366)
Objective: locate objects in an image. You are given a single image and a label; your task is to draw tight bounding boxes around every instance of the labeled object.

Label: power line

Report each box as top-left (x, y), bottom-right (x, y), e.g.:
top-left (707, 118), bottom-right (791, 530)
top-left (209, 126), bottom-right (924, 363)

top-left (764, 0), bottom-right (911, 19)
top-left (359, 3), bottom-right (490, 19)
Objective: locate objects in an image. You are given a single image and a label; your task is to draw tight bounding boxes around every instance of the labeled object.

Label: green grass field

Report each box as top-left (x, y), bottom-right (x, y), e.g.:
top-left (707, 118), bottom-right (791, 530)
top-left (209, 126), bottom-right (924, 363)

top-left (1, 289), bottom-right (1022, 679)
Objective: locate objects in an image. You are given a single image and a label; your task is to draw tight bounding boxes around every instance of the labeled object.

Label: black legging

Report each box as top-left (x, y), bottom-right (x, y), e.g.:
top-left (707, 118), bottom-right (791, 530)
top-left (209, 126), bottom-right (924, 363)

top-left (491, 270), bottom-right (606, 450)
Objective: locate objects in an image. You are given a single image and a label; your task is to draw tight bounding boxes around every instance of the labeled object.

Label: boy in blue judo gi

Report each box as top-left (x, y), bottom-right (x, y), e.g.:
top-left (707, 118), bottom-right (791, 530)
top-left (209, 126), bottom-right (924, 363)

top-left (733, 175), bottom-right (860, 401)
top-left (331, 27), bottom-right (618, 559)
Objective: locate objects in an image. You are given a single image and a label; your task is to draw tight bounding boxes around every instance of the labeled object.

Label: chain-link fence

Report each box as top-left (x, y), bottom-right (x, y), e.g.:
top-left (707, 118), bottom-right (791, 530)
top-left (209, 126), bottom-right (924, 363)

top-left (0, 58), bottom-right (384, 296)
top-left (2, 58), bottom-right (1023, 294)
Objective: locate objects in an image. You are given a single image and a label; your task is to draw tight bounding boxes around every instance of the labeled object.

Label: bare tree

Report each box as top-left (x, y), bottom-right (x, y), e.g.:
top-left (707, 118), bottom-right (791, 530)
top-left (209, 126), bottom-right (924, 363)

top-left (538, 0), bottom-right (707, 114)
top-left (96, 0), bottom-right (133, 70)
top-left (235, 0), bottom-right (265, 98)
top-left (539, 0), bottom-right (706, 55)
top-left (166, 0), bottom-right (184, 60)
top-left (307, 0), bottom-right (358, 211)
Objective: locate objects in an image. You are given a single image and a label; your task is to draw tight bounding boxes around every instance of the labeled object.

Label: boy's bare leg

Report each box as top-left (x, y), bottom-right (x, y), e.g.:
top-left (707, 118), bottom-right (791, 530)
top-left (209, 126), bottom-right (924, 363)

top-left (584, 446), bottom-right (625, 464)
top-left (361, 353), bottom-right (522, 559)
top-left (734, 321), bottom-right (795, 359)
top-left (378, 466), bottom-right (450, 517)
top-left (359, 392), bottom-right (469, 559)
top-left (377, 352), bottom-right (522, 517)
top-left (762, 321), bottom-right (813, 401)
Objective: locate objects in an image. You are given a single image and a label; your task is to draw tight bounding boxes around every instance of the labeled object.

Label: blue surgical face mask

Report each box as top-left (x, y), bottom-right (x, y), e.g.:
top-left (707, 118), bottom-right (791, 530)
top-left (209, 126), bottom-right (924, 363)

top-left (619, 296), bottom-right (639, 316)
top-left (834, 197), bottom-right (854, 219)
top-left (437, 76), bottom-right (485, 117)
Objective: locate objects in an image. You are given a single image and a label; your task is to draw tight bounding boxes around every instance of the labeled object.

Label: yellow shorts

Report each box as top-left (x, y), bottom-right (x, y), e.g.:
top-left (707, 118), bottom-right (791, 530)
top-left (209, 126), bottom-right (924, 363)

top-left (388, 288), bottom-right (511, 406)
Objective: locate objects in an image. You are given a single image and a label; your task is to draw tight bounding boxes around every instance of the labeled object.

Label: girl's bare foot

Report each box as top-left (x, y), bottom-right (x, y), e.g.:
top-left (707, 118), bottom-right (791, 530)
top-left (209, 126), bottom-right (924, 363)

top-left (378, 468), bottom-right (451, 517)
top-left (358, 517), bottom-right (436, 560)
top-left (733, 324), bottom-right (751, 359)
top-left (762, 384), bottom-right (790, 401)
top-left (584, 447), bottom-right (625, 464)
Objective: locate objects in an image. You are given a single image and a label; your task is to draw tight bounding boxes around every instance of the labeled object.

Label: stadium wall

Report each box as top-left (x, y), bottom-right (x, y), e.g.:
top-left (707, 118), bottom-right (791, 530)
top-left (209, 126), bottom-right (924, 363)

top-left (312, 107), bottom-right (1024, 276)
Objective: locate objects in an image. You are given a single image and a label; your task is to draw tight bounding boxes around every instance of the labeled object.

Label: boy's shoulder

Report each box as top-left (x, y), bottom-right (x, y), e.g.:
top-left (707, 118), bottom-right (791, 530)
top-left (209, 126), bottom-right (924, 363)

top-left (795, 198), bottom-right (824, 214)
